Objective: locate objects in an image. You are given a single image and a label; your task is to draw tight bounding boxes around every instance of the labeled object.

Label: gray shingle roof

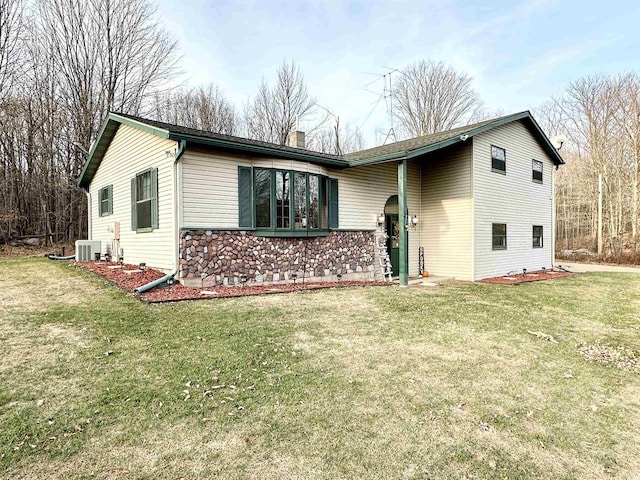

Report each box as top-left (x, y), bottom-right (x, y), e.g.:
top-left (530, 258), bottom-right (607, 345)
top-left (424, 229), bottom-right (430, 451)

top-left (77, 110), bottom-right (563, 189)
top-left (114, 112), bottom-right (345, 163)
top-left (345, 117), bottom-right (501, 162)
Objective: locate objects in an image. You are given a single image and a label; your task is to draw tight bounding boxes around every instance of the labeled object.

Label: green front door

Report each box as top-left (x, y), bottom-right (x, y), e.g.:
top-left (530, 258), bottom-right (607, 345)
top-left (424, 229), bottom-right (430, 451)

top-left (386, 214), bottom-right (399, 276)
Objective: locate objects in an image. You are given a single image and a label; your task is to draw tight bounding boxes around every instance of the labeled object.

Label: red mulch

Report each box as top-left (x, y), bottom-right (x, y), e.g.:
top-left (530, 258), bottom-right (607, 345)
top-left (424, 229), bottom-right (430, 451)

top-left (479, 269), bottom-right (573, 285)
top-left (74, 261), bottom-right (393, 303)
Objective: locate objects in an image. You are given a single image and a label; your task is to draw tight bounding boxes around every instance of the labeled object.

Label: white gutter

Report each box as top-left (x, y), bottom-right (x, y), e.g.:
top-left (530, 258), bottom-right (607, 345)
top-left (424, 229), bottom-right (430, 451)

top-left (173, 140), bottom-right (187, 277)
top-left (85, 190), bottom-right (92, 240)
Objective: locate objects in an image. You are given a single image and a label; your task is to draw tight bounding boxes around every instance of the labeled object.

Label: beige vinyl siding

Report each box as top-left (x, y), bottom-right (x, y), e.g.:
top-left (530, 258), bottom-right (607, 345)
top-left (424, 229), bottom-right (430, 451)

top-left (473, 120), bottom-right (555, 280)
top-left (419, 143), bottom-right (473, 280)
top-left (89, 124), bottom-right (177, 272)
top-left (329, 161), bottom-right (421, 277)
top-left (181, 151), bottom-right (329, 228)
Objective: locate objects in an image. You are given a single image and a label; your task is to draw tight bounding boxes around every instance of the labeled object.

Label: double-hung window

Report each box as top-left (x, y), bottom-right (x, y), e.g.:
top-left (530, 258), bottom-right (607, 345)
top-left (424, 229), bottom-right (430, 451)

top-left (99, 185), bottom-right (113, 216)
top-left (533, 225), bottom-right (543, 248)
top-left (238, 166), bottom-right (337, 235)
top-left (492, 223), bottom-right (507, 250)
top-left (130, 168), bottom-right (158, 232)
top-left (532, 160), bottom-right (543, 183)
top-left (491, 145), bottom-right (506, 173)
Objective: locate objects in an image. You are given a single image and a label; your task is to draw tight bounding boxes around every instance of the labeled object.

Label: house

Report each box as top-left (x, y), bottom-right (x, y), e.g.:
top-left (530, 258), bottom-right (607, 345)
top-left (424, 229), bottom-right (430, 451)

top-left (76, 111), bottom-right (564, 287)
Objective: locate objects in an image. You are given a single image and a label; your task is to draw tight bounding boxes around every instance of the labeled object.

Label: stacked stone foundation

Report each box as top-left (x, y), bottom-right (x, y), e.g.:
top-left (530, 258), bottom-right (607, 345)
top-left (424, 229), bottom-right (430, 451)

top-left (179, 230), bottom-right (379, 288)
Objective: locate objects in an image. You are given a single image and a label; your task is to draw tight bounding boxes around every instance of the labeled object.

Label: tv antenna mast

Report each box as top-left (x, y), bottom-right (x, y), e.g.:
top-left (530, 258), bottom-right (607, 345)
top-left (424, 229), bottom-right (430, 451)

top-left (381, 66), bottom-right (399, 145)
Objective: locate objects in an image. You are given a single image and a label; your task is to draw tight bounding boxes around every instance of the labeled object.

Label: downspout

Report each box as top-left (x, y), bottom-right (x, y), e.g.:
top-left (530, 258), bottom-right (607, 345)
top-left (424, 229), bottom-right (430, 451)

top-left (84, 188), bottom-right (92, 240)
top-left (134, 271), bottom-right (176, 294)
top-left (173, 140), bottom-right (187, 280)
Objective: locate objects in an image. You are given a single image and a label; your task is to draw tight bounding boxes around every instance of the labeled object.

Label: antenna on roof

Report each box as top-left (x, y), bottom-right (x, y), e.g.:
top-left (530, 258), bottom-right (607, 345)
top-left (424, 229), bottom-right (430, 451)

top-left (381, 66), bottom-right (399, 145)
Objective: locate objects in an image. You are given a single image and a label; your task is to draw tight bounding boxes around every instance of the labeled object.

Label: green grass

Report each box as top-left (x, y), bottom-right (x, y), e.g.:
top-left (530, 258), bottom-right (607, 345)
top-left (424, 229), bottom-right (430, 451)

top-left (1, 257), bottom-right (639, 479)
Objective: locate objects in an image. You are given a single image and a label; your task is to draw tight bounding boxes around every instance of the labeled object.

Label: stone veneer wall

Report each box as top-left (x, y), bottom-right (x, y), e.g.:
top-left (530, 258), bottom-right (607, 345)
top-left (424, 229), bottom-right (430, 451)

top-left (179, 230), bottom-right (378, 288)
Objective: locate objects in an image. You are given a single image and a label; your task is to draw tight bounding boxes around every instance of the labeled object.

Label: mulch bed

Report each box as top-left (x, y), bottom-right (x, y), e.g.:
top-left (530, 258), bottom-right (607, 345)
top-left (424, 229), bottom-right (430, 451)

top-left (479, 269), bottom-right (573, 285)
top-left (75, 261), bottom-right (393, 303)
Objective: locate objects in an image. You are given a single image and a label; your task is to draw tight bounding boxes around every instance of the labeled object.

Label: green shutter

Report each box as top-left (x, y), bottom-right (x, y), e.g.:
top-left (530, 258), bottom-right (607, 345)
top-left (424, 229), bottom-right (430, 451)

top-left (238, 166), bottom-right (253, 228)
top-left (107, 185), bottom-right (113, 215)
top-left (131, 177), bottom-right (137, 231)
top-left (329, 178), bottom-right (339, 229)
top-left (150, 168), bottom-right (159, 229)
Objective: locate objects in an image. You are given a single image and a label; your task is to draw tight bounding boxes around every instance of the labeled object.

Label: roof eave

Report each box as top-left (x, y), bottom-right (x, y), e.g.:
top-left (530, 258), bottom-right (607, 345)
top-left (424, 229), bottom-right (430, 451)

top-left (346, 110), bottom-right (565, 167)
top-left (169, 132), bottom-right (349, 168)
top-left (76, 113), bottom-right (171, 189)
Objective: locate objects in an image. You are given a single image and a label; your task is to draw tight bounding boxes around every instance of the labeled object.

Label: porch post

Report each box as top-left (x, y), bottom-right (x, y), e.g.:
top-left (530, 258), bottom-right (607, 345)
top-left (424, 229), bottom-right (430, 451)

top-left (398, 159), bottom-right (408, 286)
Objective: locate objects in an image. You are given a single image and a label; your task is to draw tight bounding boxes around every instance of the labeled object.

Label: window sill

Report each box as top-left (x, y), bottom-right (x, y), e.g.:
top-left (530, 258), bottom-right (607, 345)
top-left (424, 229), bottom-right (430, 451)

top-left (254, 230), bottom-right (330, 238)
top-left (491, 168), bottom-right (506, 175)
top-left (136, 227), bottom-right (154, 233)
top-left (532, 179), bottom-right (543, 184)
top-left (492, 247), bottom-right (507, 251)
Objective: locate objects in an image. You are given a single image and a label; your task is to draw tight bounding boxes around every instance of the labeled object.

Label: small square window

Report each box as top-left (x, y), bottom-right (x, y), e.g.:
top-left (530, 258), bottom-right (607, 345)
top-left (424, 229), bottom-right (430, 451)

top-left (533, 225), bottom-right (543, 248)
top-left (532, 160), bottom-right (543, 183)
top-left (491, 145), bottom-right (506, 173)
top-left (492, 223), bottom-right (507, 250)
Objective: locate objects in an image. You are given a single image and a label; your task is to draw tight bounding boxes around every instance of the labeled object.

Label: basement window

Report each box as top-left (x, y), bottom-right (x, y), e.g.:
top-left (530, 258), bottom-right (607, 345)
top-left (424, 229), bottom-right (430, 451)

top-left (491, 145), bottom-right (506, 174)
top-left (532, 160), bottom-right (543, 183)
top-left (492, 223), bottom-right (507, 250)
top-left (533, 225), bottom-right (543, 248)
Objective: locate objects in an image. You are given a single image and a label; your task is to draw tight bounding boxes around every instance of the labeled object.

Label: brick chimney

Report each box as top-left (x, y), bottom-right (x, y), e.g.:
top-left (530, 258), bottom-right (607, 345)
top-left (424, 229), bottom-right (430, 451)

top-left (289, 130), bottom-right (305, 149)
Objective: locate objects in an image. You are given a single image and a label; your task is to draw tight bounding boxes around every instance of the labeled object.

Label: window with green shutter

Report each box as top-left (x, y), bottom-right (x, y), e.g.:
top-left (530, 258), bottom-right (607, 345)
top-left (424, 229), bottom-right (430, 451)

top-left (237, 167), bottom-right (338, 236)
top-left (99, 185), bottom-right (113, 216)
top-left (131, 168), bottom-right (158, 232)
top-left (328, 178), bottom-right (338, 229)
top-left (238, 166), bottom-right (253, 228)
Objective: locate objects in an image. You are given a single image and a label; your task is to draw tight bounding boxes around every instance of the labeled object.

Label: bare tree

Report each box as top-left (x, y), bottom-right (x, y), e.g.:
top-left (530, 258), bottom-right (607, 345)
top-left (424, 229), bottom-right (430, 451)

top-left (393, 59), bottom-right (484, 137)
top-left (0, 0), bottom-right (180, 245)
top-left (0, 0), bottom-right (23, 102)
top-left (613, 73), bottom-right (640, 250)
top-left (308, 117), bottom-right (365, 155)
top-left (245, 59), bottom-right (316, 145)
top-left (150, 83), bottom-right (237, 135)
top-left (542, 72), bottom-right (640, 256)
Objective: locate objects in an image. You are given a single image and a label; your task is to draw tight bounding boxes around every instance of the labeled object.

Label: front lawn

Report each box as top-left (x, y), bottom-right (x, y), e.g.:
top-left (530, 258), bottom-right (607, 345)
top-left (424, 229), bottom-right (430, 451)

top-left (1, 258), bottom-right (639, 479)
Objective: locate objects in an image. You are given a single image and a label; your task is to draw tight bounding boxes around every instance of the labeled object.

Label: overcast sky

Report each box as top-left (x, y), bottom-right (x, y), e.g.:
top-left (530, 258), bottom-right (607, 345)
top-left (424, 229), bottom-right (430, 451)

top-left (154, 0), bottom-right (640, 146)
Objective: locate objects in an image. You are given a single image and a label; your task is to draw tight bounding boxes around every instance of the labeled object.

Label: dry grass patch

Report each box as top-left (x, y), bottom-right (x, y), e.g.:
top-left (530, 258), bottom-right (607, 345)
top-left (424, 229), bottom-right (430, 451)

top-left (0, 259), bottom-right (99, 313)
top-left (2, 259), bottom-right (640, 479)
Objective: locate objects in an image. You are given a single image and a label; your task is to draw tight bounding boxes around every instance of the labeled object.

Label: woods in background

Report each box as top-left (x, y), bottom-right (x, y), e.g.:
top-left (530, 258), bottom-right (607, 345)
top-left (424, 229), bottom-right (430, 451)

top-left (1, 0), bottom-right (638, 258)
top-left (0, 0), bottom-right (178, 244)
top-left (537, 73), bottom-right (640, 256)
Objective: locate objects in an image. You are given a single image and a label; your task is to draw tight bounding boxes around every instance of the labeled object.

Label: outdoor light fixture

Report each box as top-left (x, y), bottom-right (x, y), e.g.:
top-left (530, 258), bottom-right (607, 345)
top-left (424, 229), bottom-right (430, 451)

top-left (291, 273), bottom-right (298, 283)
top-left (139, 262), bottom-right (146, 271)
top-left (94, 252), bottom-right (101, 262)
top-left (104, 253), bottom-right (112, 262)
top-left (240, 274), bottom-right (248, 287)
top-left (337, 273), bottom-right (343, 282)
top-left (377, 214), bottom-right (385, 227)
top-left (411, 215), bottom-right (419, 226)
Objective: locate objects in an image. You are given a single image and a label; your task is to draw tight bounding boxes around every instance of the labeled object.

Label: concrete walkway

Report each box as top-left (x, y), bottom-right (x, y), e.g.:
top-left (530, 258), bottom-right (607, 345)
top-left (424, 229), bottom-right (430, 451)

top-left (555, 260), bottom-right (640, 274)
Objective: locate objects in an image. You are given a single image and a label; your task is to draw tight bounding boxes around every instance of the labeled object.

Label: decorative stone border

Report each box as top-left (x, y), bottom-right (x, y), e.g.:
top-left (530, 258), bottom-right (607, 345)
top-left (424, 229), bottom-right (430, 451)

top-left (179, 230), bottom-right (380, 288)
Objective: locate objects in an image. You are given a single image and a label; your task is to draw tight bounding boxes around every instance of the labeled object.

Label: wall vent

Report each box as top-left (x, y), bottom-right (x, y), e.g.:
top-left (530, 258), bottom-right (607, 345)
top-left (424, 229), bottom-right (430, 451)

top-left (75, 240), bottom-right (102, 262)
